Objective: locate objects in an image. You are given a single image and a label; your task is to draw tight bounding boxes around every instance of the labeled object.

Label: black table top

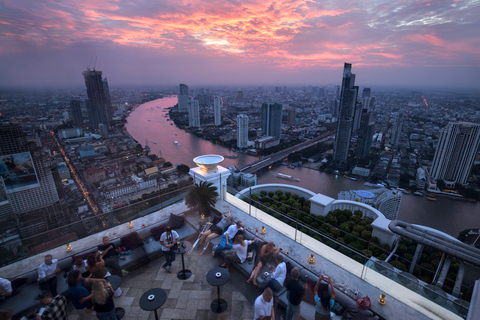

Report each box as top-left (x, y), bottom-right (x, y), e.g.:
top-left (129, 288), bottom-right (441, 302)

top-left (139, 288), bottom-right (167, 311)
top-left (107, 275), bottom-right (122, 291)
top-left (206, 267), bottom-right (230, 287)
top-left (173, 240), bottom-right (192, 254)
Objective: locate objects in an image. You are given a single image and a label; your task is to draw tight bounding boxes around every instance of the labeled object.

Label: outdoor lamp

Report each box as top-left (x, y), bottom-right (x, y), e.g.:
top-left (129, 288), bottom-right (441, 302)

top-left (309, 254), bottom-right (315, 264)
top-left (378, 293), bottom-right (386, 306)
top-left (128, 221), bottom-right (133, 229)
top-left (66, 243), bottom-right (72, 252)
top-left (261, 226), bottom-right (266, 235)
top-left (201, 213), bottom-right (205, 220)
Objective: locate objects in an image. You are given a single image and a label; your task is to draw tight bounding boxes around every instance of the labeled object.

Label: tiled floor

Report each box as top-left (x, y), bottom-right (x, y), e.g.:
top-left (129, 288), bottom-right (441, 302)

top-left (67, 242), bottom-right (274, 320)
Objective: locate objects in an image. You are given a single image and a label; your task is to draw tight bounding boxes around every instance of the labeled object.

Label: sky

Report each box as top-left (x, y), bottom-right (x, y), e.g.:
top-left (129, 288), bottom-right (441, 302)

top-left (1, 0), bottom-right (479, 88)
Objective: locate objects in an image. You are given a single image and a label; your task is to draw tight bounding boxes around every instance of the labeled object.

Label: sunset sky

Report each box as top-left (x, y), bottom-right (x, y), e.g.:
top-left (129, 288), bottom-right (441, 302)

top-left (1, 0), bottom-right (479, 88)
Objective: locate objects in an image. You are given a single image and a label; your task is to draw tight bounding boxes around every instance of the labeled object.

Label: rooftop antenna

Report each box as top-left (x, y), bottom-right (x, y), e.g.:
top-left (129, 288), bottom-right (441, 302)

top-left (93, 57), bottom-right (97, 70)
top-left (87, 57), bottom-right (93, 71)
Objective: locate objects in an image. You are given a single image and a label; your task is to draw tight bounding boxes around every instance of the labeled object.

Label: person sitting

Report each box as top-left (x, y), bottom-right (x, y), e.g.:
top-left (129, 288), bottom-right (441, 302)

top-left (36, 290), bottom-right (68, 320)
top-left (91, 281), bottom-right (117, 320)
top-left (67, 270), bottom-right (105, 313)
top-left (0, 277), bottom-right (12, 299)
top-left (257, 254), bottom-right (286, 292)
top-left (37, 254), bottom-right (60, 297)
top-left (160, 226), bottom-right (179, 273)
top-left (314, 275), bottom-right (336, 320)
top-left (97, 236), bottom-right (128, 276)
top-left (247, 241), bottom-right (280, 285)
top-left (219, 234), bottom-right (258, 271)
top-left (254, 287), bottom-right (275, 320)
top-left (213, 220), bottom-right (244, 256)
top-left (198, 210), bottom-right (233, 256)
top-left (73, 259), bottom-right (91, 278)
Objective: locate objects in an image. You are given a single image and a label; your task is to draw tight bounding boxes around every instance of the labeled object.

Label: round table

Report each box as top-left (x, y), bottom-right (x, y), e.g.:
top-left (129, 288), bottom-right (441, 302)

top-left (139, 288), bottom-right (167, 320)
top-left (206, 267), bottom-right (230, 313)
top-left (175, 240), bottom-right (192, 280)
top-left (107, 275), bottom-right (122, 291)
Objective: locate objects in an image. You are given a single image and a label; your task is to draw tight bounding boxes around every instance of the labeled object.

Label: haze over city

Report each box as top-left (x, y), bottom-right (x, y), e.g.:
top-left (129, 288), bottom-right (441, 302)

top-left (1, 0), bottom-right (479, 88)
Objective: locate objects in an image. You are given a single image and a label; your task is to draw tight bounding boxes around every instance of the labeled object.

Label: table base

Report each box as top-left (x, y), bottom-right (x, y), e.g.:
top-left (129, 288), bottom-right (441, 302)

top-left (210, 298), bottom-right (228, 313)
top-left (115, 307), bottom-right (125, 320)
top-left (177, 269), bottom-right (192, 280)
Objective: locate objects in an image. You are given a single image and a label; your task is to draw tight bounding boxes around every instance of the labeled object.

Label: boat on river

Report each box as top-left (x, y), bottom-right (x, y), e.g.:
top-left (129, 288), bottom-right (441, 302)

top-left (224, 155), bottom-right (238, 159)
top-left (173, 140), bottom-right (179, 145)
top-left (152, 141), bottom-right (157, 144)
top-left (277, 173), bottom-right (300, 181)
top-left (427, 197), bottom-right (437, 201)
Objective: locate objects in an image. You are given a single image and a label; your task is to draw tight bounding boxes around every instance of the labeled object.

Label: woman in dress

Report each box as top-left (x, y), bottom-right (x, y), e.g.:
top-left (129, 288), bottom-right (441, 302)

top-left (91, 281), bottom-right (117, 320)
top-left (314, 275), bottom-right (336, 320)
top-left (247, 241), bottom-right (280, 285)
top-left (198, 210), bottom-right (233, 256)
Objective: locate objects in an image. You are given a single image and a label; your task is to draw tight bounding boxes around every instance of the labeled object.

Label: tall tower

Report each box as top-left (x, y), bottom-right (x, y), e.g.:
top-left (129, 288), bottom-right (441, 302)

top-left (178, 84), bottom-right (189, 110)
top-left (82, 69), bottom-right (111, 130)
top-left (261, 103), bottom-right (282, 140)
top-left (237, 114), bottom-right (249, 149)
top-left (430, 122), bottom-right (480, 187)
top-left (70, 100), bottom-right (83, 126)
top-left (187, 97), bottom-right (200, 128)
top-left (356, 93), bottom-right (375, 159)
top-left (214, 96), bottom-right (221, 126)
top-left (333, 63), bottom-right (359, 164)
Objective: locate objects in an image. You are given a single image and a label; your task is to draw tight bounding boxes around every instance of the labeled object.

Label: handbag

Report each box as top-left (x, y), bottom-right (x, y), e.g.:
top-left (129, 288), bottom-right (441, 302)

top-left (356, 295), bottom-right (371, 309)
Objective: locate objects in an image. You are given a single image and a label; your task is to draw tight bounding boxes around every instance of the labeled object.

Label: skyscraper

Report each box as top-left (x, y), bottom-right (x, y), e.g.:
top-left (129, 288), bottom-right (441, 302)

top-left (214, 96), bottom-right (221, 126)
top-left (235, 90), bottom-right (244, 103)
top-left (356, 93), bottom-right (375, 159)
top-left (237, 114), bottom-right (249, 148)
top-left (430, 122), bottom-right (480, 187)
top-left (333, 63), bottom-right (359, 164)
top-left (187, 97), bottom-right (200, 127)
top-left (178, 83), bottom-right (189, 110)
top-left (70, 100), bottom-right (83, 126)
top-left (287, 109), bottom-right (296, 127)
top-left (261, 103), bottom-right (282, 140)
top-left (82, 69), bottom-right (111, 130)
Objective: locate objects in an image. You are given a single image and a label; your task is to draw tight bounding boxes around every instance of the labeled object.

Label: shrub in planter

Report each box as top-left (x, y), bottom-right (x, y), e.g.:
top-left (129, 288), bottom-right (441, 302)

top-left (285, 191), bottom-right (291, 199)
top-left (268, 191), bottom-right (274, 197)
top-left (260, 190), bottom-right (267, 197)
top-left (275, 190), bottom-right (283, 197)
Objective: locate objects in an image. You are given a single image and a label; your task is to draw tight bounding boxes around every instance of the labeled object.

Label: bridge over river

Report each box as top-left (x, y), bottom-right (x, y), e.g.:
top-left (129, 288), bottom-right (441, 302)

top-left (239, 131), bottom-right (335, 173)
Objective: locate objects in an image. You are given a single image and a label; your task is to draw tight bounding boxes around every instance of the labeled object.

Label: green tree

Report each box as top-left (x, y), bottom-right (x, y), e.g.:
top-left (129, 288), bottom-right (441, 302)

top-left (176, 164), bottom-right (190, 175)
top-left (184, 181), bottom-right (219, 216)
top-left (275, 190), bottom-right (283, 197)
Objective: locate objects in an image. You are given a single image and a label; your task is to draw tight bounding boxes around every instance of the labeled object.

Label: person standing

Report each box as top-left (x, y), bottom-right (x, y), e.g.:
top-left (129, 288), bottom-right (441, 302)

top-left (254, 288), bottom-right (275, 320)
top-left (36, 291), bottom-right (67, 320)
top-left (213, 220), bottom-right (244, 256)
top-left (97, 236), bottom-right (128, 277)
top-left (67, 270), bottom-right (106, 312)
top-left (160, 226), bottom-right (179, 273)
top-left (37, 254), bottom-right (60, 297)
top-left (285, 267), bottom-right (305, 320)
top-left (314, 275), bottom-right (336, 320)
top-left (91, 281), bottom-right (117, 320)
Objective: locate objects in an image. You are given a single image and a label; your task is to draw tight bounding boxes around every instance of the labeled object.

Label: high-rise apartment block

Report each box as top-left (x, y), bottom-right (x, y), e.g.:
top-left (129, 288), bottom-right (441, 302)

top-left (82, 69), bottom-right (112, 130)
top-left (237, 114), bottom-right (249, 149)
top-left (261, 103), bottom-right (282, 140)
top-left (334, 63), bottom-right (359, 164)
top-left (187, 97), bottom-right (200, 128)
top-left (234, 90), bottom-right (244, 103)
top-left (287, 109), bottom-right (296, 127)
top-left (70, 100), bottom-right (83, 126)
top-left (356, 93), bottom-right (375, 159)
top-left (430, 122), bottom-right (480, 187)
top-left (214, 96), bottom-right (221, 126)
top-left (178, 83), bottom-right (189, 110)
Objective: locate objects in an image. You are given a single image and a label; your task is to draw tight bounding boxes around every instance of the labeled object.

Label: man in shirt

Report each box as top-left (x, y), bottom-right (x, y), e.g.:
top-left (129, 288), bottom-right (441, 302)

top-left (160, 226), bottom-right (179, 273)
top-left (36, 291), bottom-right (67, 320)
top-left (213, 220), bottom-right (244, 256)
top-left (258, 254), bottom-right (286, 292)
top-left (285, 267), bottom-right (305, 320)
top-left (97, 236), bottom-right (128, 276)
top-left (254, 288), bottom-right (275, 320)
top-left (37, 254), bottom-right (60, 297)
top-left (0, 277), bottom-right (12, 299)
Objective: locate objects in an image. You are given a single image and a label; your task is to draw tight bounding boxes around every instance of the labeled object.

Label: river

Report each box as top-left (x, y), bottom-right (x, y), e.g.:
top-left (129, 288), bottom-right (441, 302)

top-left (126, 97), bottom-right (480, 237)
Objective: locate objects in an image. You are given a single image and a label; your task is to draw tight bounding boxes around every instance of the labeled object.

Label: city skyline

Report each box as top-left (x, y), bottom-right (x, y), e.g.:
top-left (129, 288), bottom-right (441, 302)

top-left (0, 0), bottom-right (479, 88)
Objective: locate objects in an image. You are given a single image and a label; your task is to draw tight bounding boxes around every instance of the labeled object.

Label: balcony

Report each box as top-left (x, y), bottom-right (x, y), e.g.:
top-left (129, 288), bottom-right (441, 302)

top-left (0, 186), bottom-right (476, 320)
